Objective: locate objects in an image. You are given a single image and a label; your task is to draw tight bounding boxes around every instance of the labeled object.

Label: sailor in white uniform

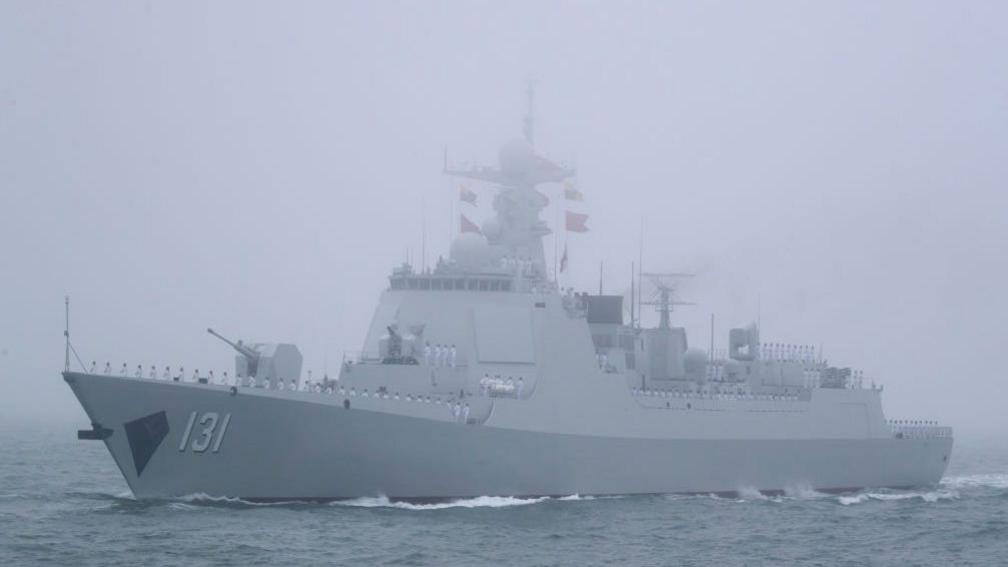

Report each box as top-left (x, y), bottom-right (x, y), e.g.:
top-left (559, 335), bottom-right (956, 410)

top-left (462, 403), bottom-right (470, 423)
top-left (208, 370), bottom-right (215, 383)
top-left (149, 365), bottom-right (156, 379)
top-left (192, 369), bottom-right (199, 382)
top-left (163, 366), bottom-right (171, 380)
top-left (517, 377), bottom-right (524, 399)
top-left (133, 364), bottom-right (141, 378)
top-left (89, 361), bottom-right (96, 373)
top-left (264, 378), bottom-right (271, 390)
top-left (104, 362), bottom-right (111, 375)
top-left (277, 379), bottom-right (285, 391)
top-left (222, 371), bottom-right (229, 385)
top-left (424, 342), bottom-right (432, 366)
top-left (449, 344), bottom-right (457, 368)
top-left (452, 401), bottom-right (461, 421)
top-left (177, 366), bottom-right (184, 382)
top-left (120, 363), bottom-right (128, 376)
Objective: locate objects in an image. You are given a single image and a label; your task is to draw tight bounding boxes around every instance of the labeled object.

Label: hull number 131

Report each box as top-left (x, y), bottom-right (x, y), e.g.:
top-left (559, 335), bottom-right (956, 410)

top-left (179, 411), bottom-right (232, 453)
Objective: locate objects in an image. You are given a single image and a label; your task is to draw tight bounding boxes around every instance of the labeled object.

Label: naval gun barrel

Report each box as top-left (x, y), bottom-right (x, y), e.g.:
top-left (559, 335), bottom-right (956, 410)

top-left (207, 328), bottom-right (259, 362)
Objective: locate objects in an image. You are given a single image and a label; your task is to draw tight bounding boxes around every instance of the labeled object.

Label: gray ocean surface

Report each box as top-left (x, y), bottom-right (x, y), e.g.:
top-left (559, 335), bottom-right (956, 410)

top-left (1, 422), bottom-right (1006, 566)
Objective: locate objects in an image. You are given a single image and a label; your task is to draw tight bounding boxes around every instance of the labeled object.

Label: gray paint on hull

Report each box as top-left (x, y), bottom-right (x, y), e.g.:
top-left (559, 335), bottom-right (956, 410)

top-left (64, 373), bottom-right (952, 500)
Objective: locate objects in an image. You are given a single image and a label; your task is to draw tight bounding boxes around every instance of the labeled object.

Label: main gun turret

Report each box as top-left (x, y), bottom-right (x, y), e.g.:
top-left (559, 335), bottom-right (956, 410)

top-left (206, 328), bottom-right (303, 383)
top-left (208, 328), bottom-right (260, 377)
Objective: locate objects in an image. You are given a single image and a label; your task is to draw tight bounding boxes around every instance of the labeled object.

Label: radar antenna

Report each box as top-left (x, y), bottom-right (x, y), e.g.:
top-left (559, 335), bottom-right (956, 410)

top-left (639, 272), bottom-right (695, 329)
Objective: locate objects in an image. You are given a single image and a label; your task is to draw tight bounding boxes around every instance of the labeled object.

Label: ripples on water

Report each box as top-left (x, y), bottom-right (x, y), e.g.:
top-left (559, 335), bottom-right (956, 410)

top-left (1, 425), bottom-right (1006, 566)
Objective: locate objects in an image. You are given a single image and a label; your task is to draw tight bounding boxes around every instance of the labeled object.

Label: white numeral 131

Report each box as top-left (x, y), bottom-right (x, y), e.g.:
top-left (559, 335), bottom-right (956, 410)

top-left (179, 411), bottom-right (231, 453)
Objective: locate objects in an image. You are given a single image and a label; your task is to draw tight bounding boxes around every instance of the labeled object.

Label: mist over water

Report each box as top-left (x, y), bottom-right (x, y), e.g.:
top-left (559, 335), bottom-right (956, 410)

top-left (1, 1), bottom-right (1006, 438)
top-left (1, 2), bottom-right (1007, 564)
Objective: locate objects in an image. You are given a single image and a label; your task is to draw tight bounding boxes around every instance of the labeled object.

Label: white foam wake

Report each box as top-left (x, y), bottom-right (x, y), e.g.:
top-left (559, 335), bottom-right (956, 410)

top-left (782, 483), bottom-right (828, 499)
top-left (558, 494), bottom-right (596, 501)
top-left (735, 486), bottom-right (769, 501)
top-left (837, 489), bottom-right (959, 506)
top-left (173, 493), bottom-right (304, 506)
top-left (941, 473), bottom-right (1008, 490)
top-left (334, 494), bottom-right (550, 510)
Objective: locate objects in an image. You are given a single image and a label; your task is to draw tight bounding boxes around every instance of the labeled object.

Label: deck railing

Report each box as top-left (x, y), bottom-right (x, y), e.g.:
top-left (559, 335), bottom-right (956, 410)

top-left (888, 422), bottom-right (953, 439)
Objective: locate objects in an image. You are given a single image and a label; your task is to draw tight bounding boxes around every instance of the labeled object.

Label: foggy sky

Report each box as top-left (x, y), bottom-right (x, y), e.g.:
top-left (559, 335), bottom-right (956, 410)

top-left (1, 1), bottom-right (1006, 437)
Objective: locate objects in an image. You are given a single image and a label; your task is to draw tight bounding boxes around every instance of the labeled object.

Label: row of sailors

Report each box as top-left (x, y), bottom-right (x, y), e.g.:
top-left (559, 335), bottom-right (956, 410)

top-left (631, 388), bottom-right (800, 402)
top-left (888, 419), bottom-right (941, 426)
top-left (338, 387), bottom-right (473, 423)
top-left (423, 343), bottom-right (457, 368)
top-left (889, 424), bottom-right (953, 439)
top-left (91, 361), bottom-right (333, 391)
top-left (479, 374), bottom-right (524, 398)
top-left (91, 360), bottom-right (476, 422)
top-left (759, 343), bottom-right (818, 363)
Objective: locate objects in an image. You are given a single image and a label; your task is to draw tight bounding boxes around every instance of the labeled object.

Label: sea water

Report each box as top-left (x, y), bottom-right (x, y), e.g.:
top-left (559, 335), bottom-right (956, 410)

top-left (1, 422), bottom-right (1006, 566)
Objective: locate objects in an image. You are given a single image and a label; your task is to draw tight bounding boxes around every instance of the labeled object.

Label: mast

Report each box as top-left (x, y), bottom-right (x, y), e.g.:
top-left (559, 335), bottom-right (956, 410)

top-left (64, 296), bottom-right (70, 372)
top-left (710, 313), bottom-right (715, 364)
top-left (630, 263), bottom-right (635, 329)
top-left (637, 218), bottom-right (644, 328)
top-left (421, 197), bottom-right (427, 272)
top-left (443, 83), bottom-right (575, 276)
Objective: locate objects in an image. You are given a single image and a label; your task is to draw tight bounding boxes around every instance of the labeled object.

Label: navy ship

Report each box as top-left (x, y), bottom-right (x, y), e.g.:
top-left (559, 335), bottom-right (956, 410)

top-left (64, 93), bottom-right (952, 500)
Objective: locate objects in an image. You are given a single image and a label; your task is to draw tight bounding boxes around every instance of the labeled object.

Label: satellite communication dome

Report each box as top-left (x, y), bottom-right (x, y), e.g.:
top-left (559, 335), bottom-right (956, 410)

top-left (450, 232), bottom-right (491, 270)
top-left (498, 139), bottom-right (536, 177)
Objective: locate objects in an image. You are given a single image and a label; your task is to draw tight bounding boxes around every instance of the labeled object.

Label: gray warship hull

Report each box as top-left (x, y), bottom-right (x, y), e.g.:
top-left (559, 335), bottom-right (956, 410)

top-left (65, 372), bottom-right (952, 500)
top-left (63, 102), bottom-right (953, 499)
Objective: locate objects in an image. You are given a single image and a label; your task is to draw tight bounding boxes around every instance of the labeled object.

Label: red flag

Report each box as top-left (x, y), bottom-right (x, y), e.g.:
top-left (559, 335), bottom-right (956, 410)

top-left (460, 214), bottom-right (481, 234)
top-left (565, 211), bottom-right (589, 233)
top-left (560, 244), bottom-right (568, 272)
top-left (459, 184), bottom-right (477, 205)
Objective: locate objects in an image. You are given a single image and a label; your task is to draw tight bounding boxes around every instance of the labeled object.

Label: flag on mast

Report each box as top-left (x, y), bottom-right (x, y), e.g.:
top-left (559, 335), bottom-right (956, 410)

top-left (460, 214), bottom-right (482, 234)
top-left (563, 180), bottom-right (583, 201)
top-left (458, 184), bottom-right (477, 205)
top-left (565, 210), bottom-right (589, 233)
top-left (560, 243), bottom-right (568, 273)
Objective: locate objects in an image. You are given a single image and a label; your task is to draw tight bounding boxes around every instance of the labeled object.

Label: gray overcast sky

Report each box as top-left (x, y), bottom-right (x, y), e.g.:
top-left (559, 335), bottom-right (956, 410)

top-left (1, 1), bottom-right (1006, 436)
